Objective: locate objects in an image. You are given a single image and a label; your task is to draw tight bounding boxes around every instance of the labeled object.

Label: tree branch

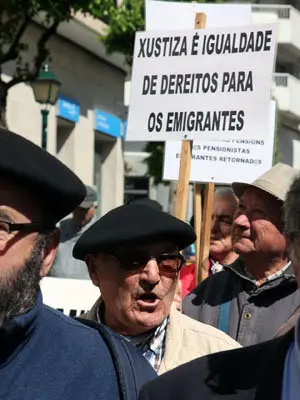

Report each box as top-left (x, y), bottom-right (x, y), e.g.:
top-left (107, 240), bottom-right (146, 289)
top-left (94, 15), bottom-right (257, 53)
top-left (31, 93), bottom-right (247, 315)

top-left (6, 19), bottom-right (59, 90)
top-left (0, 14), bottom-right (31, 64)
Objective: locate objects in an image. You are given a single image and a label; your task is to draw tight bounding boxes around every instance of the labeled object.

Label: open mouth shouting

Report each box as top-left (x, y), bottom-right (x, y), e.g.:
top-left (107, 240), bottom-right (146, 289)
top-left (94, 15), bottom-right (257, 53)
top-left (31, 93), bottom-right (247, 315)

top-left (137, 293), bottom-right (160, 309)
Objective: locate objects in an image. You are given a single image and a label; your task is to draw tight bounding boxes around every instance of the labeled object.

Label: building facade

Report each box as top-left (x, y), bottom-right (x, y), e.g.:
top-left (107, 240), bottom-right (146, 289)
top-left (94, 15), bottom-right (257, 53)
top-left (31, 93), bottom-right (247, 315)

top-left (252, 3), bottom-right (300, 168)
top-left (4, 14), bottom-right (126, 217)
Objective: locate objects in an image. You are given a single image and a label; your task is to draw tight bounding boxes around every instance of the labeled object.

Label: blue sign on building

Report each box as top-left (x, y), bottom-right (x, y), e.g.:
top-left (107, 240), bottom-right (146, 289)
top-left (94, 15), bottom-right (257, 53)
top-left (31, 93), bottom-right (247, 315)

top-left (95, 109), bottom-right (121, 138)
top-left (123, 120), bottom-right (127, 139)
top-left (57, 95), bottom-right (80, 123)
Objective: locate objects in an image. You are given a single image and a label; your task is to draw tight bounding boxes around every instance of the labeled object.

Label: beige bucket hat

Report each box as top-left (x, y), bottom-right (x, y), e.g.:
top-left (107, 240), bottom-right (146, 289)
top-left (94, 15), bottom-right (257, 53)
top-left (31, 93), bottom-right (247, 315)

top-left (232, 163), bottom-right (299, 202)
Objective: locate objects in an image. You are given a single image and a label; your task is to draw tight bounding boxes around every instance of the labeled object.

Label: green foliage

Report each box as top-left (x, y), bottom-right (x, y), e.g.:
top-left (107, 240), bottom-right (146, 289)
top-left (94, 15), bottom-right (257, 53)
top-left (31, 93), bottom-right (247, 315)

top-left (102, 0), bottom-right (145, 66)
top-left (143, 142), bottom-right (165, 185)
top-left (0, 0), bottom-right (112, 126)
top-left (102, 0), bottom-right (222, 67)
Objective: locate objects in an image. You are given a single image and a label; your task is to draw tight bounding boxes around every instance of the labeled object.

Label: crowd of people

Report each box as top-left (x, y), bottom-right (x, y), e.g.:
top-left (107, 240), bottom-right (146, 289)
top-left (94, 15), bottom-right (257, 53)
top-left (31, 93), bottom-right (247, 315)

top-left (1, 126), bottom-right (300, 399)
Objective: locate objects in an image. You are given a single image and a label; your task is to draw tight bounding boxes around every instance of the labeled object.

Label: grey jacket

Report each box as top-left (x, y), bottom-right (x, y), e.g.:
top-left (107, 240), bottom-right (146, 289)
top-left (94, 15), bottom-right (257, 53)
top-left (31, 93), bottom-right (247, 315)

top-left (49, 216), bottom-right (97, 280)
top-left (183, 258), bottom-right (300, 346)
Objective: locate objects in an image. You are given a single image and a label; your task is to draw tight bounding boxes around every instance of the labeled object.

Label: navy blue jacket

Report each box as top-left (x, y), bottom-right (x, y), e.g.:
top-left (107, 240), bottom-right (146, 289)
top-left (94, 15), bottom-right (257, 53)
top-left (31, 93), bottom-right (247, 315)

top-left (0, 292), bottom-right (154, 399)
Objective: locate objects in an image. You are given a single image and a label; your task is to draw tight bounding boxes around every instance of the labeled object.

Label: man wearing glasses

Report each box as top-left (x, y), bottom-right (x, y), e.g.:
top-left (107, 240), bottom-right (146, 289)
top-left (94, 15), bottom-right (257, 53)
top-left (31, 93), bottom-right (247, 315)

top-left (183, 163), bottom-right (300, 346)
top-left (138, 167), bottom-right (300, 400)
top-left (0, 128), bottom-right (155, 399)
top-left (74, 203), bottom-right (240, 375)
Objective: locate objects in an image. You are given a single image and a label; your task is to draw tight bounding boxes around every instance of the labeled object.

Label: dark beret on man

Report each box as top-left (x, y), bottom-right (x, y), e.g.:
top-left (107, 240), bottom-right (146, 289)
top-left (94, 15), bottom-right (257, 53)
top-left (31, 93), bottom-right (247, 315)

top-left (73, 204), bottom-right (196, 260)
top-left (0, 128), bottom-right (86, 223)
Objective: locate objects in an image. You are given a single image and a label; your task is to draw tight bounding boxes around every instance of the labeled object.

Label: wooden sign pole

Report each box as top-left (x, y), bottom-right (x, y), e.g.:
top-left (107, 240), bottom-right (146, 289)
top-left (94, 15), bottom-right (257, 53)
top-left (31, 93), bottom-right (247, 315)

top-left (174, 12), bottom-right (214, 285)
top-left (193, 182), bottom-right (202, 279)
top-left (199, 182), bottom-right (215, 282)
top-left (193, 13), bottom-right (208, 285)
top-left (175, 141), bottom-right (192, 221)
top-left (175, 12), bottom-right (207, 223)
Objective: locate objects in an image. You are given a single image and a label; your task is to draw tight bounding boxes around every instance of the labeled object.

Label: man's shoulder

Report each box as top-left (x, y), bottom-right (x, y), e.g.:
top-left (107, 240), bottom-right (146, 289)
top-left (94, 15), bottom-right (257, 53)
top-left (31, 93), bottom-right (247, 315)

top-left (183, 269), bottom-right (233, 308)
top-left (41, 304), bottom-right (104, 346)
top-left (139, 337), bottom-right (280, 400)
top-left (175, 309), bottom-right (240, 349)
top-left (58, 218), bottom-right (75, 241)
top-left (193, 269), bottom-right (234, 292)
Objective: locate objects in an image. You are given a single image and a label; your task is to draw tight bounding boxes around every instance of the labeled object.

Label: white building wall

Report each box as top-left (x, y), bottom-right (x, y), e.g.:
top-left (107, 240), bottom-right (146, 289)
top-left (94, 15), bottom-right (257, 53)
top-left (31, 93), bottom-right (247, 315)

top-left (278, 125), bottom-right (300, 168)
top-left (3, 22), bottom-right (125, 214)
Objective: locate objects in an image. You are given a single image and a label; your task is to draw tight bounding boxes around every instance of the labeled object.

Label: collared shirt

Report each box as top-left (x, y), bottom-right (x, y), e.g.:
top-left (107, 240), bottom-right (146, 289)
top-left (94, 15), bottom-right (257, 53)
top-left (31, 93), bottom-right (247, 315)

top-left (243, 262), bottom-right (291, 287)
top-left (281, 315), bottom-right (300, 400)
top-left (183, 258), bottom-right (300, 346)
top-left (96, 300), bottom-right (168, 372)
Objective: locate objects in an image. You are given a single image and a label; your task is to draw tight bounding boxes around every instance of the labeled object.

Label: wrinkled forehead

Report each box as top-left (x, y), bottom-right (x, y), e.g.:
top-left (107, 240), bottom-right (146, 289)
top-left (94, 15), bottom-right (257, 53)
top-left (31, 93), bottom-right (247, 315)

top-left (213, 195), bottom-right (237, 215)
top-left (240, 187), bottom-right (282, 210)
top-left (0, 177), bottom-right (46, 221)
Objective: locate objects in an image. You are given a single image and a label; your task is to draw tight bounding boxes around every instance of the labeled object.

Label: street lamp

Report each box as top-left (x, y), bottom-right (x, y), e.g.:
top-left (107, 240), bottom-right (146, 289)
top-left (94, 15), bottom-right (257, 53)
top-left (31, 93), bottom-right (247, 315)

top-left (31, 64), bottom-right (61, 150)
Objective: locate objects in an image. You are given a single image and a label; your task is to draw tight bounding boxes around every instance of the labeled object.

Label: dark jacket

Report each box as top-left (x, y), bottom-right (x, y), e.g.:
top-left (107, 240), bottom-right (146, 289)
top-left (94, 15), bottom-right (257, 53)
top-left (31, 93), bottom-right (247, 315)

top-left (0, 292), bottom-right (155, 400)
top-left (49, 216), bottom-right (97, 279)
top-left (183, 258), bottom-right (300, 346)
top-left (138, 327), bottom-right (294, 400)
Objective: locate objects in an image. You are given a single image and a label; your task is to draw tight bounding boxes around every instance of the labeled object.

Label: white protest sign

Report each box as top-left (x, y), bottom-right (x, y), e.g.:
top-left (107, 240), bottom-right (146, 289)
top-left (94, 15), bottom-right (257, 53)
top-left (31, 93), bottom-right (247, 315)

top-left (146, 1), bottom-right (252, 30)
top-left (126, 24), bottom-right (277, 142)
top-left (163, 101), bottom-right (276, 184)
top-left (41, 277), bottom-right (99, 317)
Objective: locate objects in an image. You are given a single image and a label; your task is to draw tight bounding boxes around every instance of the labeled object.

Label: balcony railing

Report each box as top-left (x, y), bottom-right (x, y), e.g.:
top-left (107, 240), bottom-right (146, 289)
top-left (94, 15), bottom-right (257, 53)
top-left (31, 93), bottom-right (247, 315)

top-left (252, 5), bottom-right (291, 19)
top-left (273, 73), bottom-right (289, 87)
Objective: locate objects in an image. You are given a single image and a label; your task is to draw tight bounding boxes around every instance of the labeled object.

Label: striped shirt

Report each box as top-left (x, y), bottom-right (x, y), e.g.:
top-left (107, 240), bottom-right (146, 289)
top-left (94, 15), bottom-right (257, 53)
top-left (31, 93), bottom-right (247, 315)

top-left (96, 300), bottom-right (168, 372)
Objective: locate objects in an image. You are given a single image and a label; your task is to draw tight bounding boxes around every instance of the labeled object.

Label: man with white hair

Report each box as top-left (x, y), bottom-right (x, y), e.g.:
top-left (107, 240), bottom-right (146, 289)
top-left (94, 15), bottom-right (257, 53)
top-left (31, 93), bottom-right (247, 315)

top-left (184, 163), bottom-right (300, 346)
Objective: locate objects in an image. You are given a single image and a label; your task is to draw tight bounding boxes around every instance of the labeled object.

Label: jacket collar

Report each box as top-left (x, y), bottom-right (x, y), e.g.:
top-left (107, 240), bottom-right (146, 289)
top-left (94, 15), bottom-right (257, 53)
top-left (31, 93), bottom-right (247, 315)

top-left (206, 328), bottom-right (294, 400)
top-left (227, 258), bottom-right (295, 290)
top-left (158, 306), bottom-right (181, 374)
top-left (254, 328), bottom-right (294, 400)
top-left (0, 291), bottom-right (42, 365)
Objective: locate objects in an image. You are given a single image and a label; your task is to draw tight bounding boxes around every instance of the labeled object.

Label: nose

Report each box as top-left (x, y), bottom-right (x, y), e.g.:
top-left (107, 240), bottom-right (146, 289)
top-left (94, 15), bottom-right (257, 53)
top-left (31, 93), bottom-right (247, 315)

top-left (141, 259), bottom-right (160, 285)
top-left (234, 213), bottom-right (251, 229)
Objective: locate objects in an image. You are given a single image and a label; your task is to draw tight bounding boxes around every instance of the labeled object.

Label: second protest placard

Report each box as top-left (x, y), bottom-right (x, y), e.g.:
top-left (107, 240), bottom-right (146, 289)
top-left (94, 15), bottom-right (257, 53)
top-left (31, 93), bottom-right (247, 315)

top-left (126, 24), bottom-right (277, 142)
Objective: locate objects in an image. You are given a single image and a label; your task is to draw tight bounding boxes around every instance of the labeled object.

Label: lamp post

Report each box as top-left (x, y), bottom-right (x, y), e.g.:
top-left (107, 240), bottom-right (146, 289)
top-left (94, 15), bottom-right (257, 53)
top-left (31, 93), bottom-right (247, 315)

top-left (31, 64), bottom-right (61, 150)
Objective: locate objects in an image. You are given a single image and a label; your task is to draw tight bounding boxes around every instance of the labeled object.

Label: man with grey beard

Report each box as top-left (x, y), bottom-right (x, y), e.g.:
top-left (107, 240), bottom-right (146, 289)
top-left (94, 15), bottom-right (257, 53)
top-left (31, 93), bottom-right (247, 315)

top-left (0, 128), bottom-right (155, 400)
top-left (0, 233), bottom-right (46, 324)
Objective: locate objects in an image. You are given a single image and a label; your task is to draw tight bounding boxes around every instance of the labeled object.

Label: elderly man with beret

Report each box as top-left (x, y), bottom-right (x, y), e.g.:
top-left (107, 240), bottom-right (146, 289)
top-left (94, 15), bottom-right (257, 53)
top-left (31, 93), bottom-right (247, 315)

top-left (138, 167), bottom-right (300, 400)
top-left (0, 128), bottom-right (155, 399)
top-left (73, 203), bottom-right (240, 375)
top-left (183, 163), bottom-right (300, 346)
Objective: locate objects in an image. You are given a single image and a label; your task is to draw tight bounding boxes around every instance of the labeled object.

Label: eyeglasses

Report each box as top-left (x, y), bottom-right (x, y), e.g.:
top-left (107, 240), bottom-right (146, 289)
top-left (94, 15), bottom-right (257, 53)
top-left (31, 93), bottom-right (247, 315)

top-left (0, 220), bottom-right (53, 241)
top-left (112, 252), bottom-right (185, 274)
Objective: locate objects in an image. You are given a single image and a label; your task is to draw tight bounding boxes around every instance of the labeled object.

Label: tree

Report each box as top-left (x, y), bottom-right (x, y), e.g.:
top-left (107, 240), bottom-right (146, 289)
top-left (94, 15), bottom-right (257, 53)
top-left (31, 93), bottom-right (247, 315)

top-left (0, 0), bottom-right (112, 127)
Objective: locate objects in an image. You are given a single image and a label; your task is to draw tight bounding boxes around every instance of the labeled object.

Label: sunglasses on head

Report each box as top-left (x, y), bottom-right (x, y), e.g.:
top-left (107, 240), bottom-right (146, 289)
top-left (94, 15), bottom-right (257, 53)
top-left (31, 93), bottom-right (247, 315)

top-left (111, 251), bottom-right (185, 274)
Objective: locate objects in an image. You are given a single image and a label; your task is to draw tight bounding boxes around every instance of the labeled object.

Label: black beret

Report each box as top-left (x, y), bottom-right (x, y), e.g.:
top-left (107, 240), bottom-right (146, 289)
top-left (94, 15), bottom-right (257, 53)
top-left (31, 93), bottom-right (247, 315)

top-left (73, 204), bottom-right (196, 260)
top-left (0, 128), bottom-right (86, 222)
top-left (129, 197), bottom-right (163, 211)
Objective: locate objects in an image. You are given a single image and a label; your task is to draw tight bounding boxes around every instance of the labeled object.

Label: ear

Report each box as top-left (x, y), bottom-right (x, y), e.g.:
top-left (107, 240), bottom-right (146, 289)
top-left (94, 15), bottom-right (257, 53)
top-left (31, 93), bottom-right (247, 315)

top-left (85, 254), bottom-right (101, 288)
top-left (40, 229), bottom-right (60, 278)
